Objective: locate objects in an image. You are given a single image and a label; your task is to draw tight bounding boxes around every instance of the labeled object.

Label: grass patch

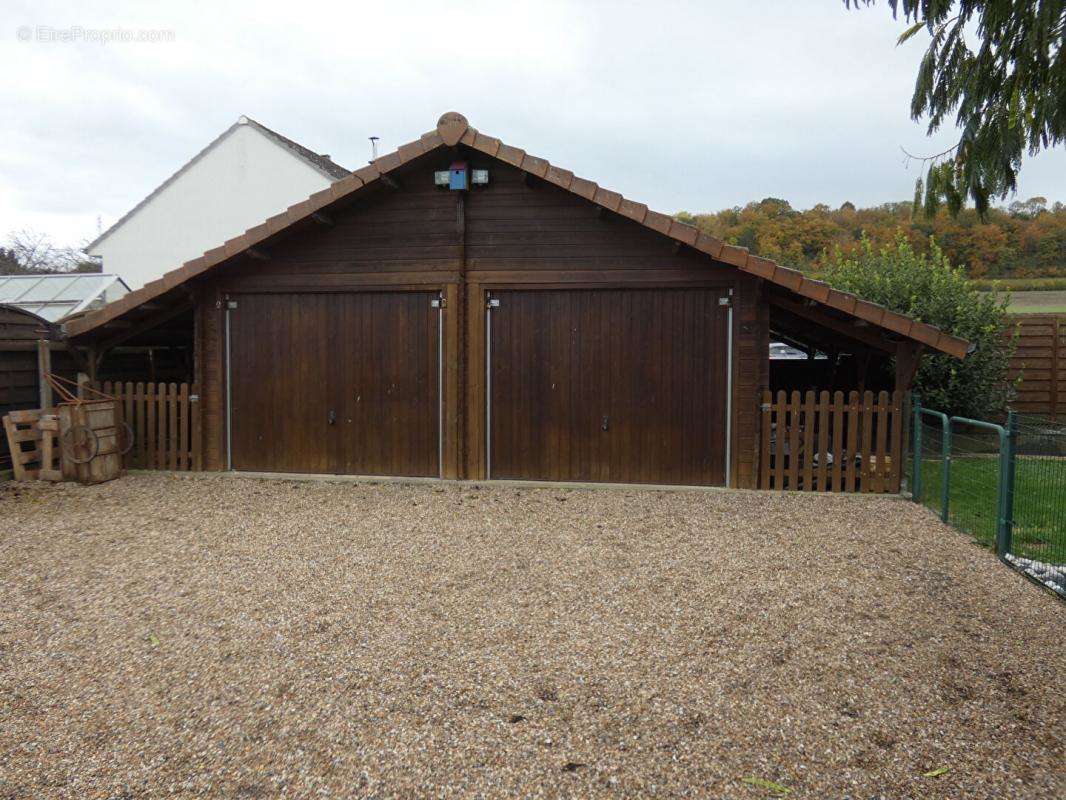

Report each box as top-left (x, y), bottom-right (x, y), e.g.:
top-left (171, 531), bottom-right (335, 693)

top-left (970, 277), bottom-right (1066, 291)
top-left (915, 455), bottom-right (1066, 564)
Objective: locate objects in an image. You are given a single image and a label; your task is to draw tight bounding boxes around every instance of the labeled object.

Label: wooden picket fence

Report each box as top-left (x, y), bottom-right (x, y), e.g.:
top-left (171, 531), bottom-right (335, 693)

top-left (759, 389), bottom-right (904, 493)
top-left (94, 381), bottom-right (201, 471)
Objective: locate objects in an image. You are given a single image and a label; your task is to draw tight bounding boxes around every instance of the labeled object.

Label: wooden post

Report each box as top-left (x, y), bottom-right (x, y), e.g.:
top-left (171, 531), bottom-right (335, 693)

top-left (37, 340), bottom-right (53, 410)
top-left (1051, 317), bottom-right (1060, 422)
top-left (894, 342), bottom-right (923, 393)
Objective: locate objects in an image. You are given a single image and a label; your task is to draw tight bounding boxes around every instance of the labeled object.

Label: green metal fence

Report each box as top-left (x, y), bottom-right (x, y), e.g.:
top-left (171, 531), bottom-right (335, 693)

top-left (909, 398), bottom-right (1065, 599)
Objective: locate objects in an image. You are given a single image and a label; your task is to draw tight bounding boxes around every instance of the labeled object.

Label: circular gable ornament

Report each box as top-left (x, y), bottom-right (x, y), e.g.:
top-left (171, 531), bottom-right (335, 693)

top-left (437, 112), bottom-right (469, 146)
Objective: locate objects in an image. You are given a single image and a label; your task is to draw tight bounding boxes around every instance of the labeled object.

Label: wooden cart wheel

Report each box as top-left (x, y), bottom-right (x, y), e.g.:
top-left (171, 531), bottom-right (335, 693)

top-left (62, 424), bottom-right (99, 464)
top-left (116, 420), bottom-right (135, 456)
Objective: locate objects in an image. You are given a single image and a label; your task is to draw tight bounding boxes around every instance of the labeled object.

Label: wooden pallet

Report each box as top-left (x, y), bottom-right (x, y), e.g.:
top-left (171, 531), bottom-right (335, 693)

top-left (2, 409), bottom-right (61, 481)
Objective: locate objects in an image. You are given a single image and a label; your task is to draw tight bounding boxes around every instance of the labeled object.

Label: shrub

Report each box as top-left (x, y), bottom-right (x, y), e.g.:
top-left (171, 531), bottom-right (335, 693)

top-left (824, 234), bottom-right (1015, 418)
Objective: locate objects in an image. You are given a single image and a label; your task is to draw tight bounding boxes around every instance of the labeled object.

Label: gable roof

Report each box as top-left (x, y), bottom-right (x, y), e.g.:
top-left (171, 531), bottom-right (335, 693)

top-left (0, 273), bottom-right (129, 322)
top-left (66, 112), bottom-right (969, 359)
top-left (86, 116), bottom-right (349, 251)
top-left (242, 117), bottom-right (350, 181)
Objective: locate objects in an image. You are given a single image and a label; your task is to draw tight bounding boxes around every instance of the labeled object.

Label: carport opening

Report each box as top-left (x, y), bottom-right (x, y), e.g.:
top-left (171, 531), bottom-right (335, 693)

top-left (760, 297), bottom-right (920, 493)
top-left (94, 308), bottom-right (194, 385)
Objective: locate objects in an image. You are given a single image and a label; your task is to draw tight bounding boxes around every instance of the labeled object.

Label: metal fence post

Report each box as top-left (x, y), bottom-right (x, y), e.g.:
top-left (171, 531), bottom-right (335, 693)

top-left (912, 395), bottom-right (922, 503)
top-left (998, 411), bottom-right (1018, 559)
top-left (941, 416), bottom-right (952, 523)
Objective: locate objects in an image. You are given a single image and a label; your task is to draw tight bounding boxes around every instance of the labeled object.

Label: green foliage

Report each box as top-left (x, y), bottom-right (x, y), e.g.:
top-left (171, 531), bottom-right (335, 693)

top-left (675, 196), bottom-right (1066, 278)
top-left (824, 234), bottom-right (1015, 417)
top-left (848, 0), bottom-right (1066, 218)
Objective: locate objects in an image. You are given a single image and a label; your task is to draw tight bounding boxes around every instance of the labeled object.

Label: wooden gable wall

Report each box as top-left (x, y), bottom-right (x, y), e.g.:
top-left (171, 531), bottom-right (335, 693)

top-left (193, 146), bottom-right (769, 486)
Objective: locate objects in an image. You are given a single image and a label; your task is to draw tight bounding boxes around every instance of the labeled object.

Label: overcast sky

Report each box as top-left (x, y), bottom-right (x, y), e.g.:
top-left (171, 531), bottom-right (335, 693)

top-left (3, 0), bottom-right (1065, 250)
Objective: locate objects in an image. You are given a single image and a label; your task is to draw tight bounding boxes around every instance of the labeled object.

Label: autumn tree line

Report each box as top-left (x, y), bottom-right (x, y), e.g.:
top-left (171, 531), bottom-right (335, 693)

top-left (675, 196), bottom-right (1066, 279)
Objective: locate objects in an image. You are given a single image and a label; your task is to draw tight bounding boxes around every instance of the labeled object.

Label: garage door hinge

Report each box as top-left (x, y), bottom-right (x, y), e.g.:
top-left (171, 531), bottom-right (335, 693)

top-left (431, 297), bottom-right (445, 308)
top-left (718, 296), bottom-right (732, 307)
top-left (487, 298), bottom-right (500, 310)
top-left (226, 300), bottom-right (238, 310)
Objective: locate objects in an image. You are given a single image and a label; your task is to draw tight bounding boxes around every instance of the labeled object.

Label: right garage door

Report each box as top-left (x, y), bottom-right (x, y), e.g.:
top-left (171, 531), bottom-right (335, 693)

top-left (487, 288), bottom-right (731, 485)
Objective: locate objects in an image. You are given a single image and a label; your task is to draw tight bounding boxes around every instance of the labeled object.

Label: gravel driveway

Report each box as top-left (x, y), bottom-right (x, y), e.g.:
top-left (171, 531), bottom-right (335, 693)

top-left (1, 474), bottom-right (1062, 799)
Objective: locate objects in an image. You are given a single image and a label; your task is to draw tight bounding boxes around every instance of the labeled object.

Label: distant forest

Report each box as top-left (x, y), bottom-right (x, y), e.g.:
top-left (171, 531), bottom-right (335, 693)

top-left (676, 197), bottom-right (1066, 279)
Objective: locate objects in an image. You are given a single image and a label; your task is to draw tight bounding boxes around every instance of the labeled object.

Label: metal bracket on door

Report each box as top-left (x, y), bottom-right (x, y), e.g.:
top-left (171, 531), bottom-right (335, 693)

top-left (724, 290), bottom-right (733, 487)
top-left (432, 291), bottom-right (444, 477)
top-left (485, 294), bottom-right (499, 478)
top-left (224, 297), bottom-right (234, 470)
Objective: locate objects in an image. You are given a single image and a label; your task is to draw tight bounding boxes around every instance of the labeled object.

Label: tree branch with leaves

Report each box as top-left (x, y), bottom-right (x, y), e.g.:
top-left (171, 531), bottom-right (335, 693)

top-left (849, 0), bottom-right (1065, 217)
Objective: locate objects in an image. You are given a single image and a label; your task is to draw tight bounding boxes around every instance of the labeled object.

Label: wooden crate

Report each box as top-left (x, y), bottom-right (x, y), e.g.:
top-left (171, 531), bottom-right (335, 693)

top-left (57, 399), bottom-right (125, 485)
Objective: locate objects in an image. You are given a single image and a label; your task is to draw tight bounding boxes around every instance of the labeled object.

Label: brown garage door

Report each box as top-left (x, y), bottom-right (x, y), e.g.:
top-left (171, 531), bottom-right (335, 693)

top-left (488, 288), bottom-right (730, 485)
top-left (228, 291), bottom-right (440, 476)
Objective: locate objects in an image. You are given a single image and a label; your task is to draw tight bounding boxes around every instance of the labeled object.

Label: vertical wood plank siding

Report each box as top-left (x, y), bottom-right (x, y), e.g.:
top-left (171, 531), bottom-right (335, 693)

top-left (189, 150), bottom-right (768, 484)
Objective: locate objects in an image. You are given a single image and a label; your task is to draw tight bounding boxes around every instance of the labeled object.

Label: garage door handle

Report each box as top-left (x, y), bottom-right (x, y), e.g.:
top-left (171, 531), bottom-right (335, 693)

top-left (328, 409), bottom-right (336, 425)
top-left (601, 415), bottom-right (610, 432)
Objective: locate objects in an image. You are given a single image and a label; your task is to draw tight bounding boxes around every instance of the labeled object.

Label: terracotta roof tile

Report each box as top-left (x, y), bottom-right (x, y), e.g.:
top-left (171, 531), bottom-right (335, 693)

top-left (545, 165), bottom-right (574, 189)
top-left (496, 143), bottom-right (526, 167)
top-left (718, 245), bottom-right (749, 267)
top-left (744, 256), bottom-right (776, 279)
top-left (880, 309), bottom-right (914, 336)
top-left (203, 246), bottom-right (228, 266)
top-left (308, 187), bottom-right (333, 208)
top-left (420, 130), bottom-right (444, 148)
top-left (396, 139), bottom-right (426, 164)
top-left (64, 111), bottom-right (970, 358)
top-left (937, 332), bottom-right (970, 359)
top-left (245, 222), bottom-right (271, 243)
top-left (265, 212), bottom-right (290, 234)
top-left (696, 233), bottom-right (725, 259)
top-left (853, 299), bottom-right (886, 325)
top-left (796, 278), bottom-right (831, 303)
top-left (569, 176), bottom-right (598, 201)
top-left (669, 221), bottom-right (699, 246)
top-left (471, 131), bottom-right (501, 156)
top-left (182, 256), bottom-right (208, 279)
top-left (520, 154), bottom-right (550, 178)
top-left (373, 149), bottom-right (402, 173)
top-left (826, 289), bottom-right (858, 315)
top-left (354, 163), bottom-right (381, 183)
top-left (644, 211), bottom-right (673, 236)
top-left (593, 187), bottom-right (623, 212)
top-left (911, 321), bottom-right (943, 348)
top-left (223, 236), bottom-right (248, 258)
top-left (329, 177), bottom-right (358, 200)
top-left (618, 199), bottom-right (648, 223)
top-left (773, 266), bottom-right (805, 292)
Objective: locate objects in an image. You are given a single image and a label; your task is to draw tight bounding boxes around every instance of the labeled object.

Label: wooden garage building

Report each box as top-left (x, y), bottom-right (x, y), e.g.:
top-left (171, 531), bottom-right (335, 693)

top-left (64, 113), bottom-right (969, 488)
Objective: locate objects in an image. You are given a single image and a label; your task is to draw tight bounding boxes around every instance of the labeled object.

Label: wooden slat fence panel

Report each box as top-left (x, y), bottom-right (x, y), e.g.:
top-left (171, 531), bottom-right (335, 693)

top-left (91, 381), bottom-right (200, 471)
top-left (1007, 314), bottom-right (1066, 419)
top-left (757, 388), bottom-right (904, 493)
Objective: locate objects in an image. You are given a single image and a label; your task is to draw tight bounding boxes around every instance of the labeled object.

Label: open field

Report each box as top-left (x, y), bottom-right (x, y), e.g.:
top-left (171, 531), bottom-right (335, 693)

top-left (0, 474), bottom-right (1062, 798)
top-left (984, 289), bottom-right (1066, 313)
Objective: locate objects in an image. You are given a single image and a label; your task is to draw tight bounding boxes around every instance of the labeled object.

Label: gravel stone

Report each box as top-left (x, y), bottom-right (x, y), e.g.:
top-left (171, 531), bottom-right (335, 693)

top-left (0, 474), bottom-right (1063, 798)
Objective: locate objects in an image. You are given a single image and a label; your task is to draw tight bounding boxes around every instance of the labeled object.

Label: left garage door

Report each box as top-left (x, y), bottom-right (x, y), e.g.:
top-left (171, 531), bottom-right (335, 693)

top-left (227, 292), bottom-right (440, 476)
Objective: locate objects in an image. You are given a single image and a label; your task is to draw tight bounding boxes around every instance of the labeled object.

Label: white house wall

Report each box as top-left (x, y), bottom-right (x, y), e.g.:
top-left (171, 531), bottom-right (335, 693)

top-left (89, 124), bottom-right (336, 289)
